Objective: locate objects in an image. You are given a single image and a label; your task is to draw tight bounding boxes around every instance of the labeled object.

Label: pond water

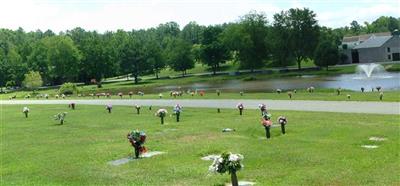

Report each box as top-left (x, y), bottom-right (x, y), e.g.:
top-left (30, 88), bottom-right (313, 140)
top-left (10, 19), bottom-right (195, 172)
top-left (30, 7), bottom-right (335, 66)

top-left (155, 72), bottom-right (400, 92)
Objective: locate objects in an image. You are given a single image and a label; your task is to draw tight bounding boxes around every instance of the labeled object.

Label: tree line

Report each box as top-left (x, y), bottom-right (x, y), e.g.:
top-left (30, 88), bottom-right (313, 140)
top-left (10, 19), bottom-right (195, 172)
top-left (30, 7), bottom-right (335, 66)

top-left (1, 8), bottom-right (399, 88)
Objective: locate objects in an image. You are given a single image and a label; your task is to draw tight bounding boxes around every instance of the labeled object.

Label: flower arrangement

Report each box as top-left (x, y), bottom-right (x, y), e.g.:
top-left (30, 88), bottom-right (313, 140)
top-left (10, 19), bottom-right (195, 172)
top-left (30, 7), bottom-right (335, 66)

top-left (127, 130), bottom-right (147, 158)
top-left (361, 87), bottom-right (365, 92)
top-left (379, 92), bottom-right (384, 100)
top-left (69, 102), bottom-right (76, 110)
top-left (287, 91), bottom-right (293, 99)
top-left (54, 112), bottom-right (67, 124)
top-left (138, 91), bottom-right (144, 96)
top-left (128, 91), bottom-right (133, 98)
top-left (135, 104), bottom-right (141, 114)
top-left (276, 89), bottom-right (282, 94)
top-left (258, 104), bottom-right (266, 115)
top-left (22, 107), bottom-right (29, 118)
top-left (239, 91), bottom-right (244, 96)
top-left (336, 87), bottom-right (341, 95)
top-left (277, 116), bottom-right (287, 134)
top-left (61, 94), bottom-right (66, 99)
top-left (209, 152), bottom-right (244, 186)
top-left (55, 94), bottom-right (59, 99)
top-left (159, 93), bottom-right (163, 99)
top-left (261, 112), bottom-right (272, 139)
top-left (216, 89), bottom-right (221, 96)
top-left (155, 109), bottom-right (168, 124)
top-left (347, 94), bottom-right (351, 100)
top-left (236, 103), bottom-right (244, 115)
top-left (173, 104), bottom-right (182, 122)
top-left (118, 92), bottom-right (123, 98)
top-left (106, 104), bottom-right (112, 113)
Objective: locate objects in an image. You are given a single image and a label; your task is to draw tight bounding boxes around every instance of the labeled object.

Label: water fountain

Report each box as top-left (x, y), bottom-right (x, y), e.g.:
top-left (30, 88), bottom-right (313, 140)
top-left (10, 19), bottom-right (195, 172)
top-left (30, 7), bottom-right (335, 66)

top-left (355, 63), bottom-right (390, 79)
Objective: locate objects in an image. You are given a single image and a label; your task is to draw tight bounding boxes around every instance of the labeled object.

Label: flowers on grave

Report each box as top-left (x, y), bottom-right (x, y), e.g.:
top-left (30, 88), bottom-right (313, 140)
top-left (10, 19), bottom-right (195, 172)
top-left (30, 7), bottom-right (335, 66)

top-left (199, 91), bottom-right (205, 96)
top-left (336, 87), bottom-right (341, 95)
top-left (209, 152), bottom-right (244, 186)
top-left (236, 103), bottom-right (244, 115)
top-left (128, 91), bottom-right (133, 98)
top-left (69, 102), bottom-right (76, 110)
top-left (106, 104), bottom-right (112, 113)
top-left (376, 86), bottom-right (382, 92)
top-left (293, 89), bottom-right (297, 93)
top-left (127, 130), bottom-right (147, 158)
top-left (25, 94), bottom-right (31, 99)
top-left (216, 89), bottom-right (221, 96)
top-left (190, 92), bottom-right (195, 96)
top-left (135, 104), bottom-right (141, 114)
top-left (22, 107), bottom-right (29, 118)
top-left (287, 91), bottom-right (293, 99)
top-left (61, 94), bottom-right (66, 99)
top-left (118, 92), bottom-right (123, 98)
top-left (155, 109), bottom-right (168, 124)
top-left (361, 87), bottom-right (365, 92)
top-left (307, 86), bottom-right (315, 93)
top-left (379, 92), bottom-right (384, 100)
top-left (173, 104), bottom-right (182, 122)
top-left (261, 113), bottom-right (272, 139)
top-left (138, 91), bottom-right (144, 96)
top-left (258, 104), bottom-right (266, 115)
top-left (347, 94), bottom-right (351, 100)
top-left (159, 93), bottom-right (163, 99)
top-left (277, 116), bottom-right (287, 134)
top-left (55, 94), bottom-right (59, 99)
top-left (276, 89), bottom-right (282, 94)
top-left (54, 112), bottom-right (67, 124)
top-left (239, 91), bottom-right (244, 96)
top-left (44, 94), bottom-right (49, 99)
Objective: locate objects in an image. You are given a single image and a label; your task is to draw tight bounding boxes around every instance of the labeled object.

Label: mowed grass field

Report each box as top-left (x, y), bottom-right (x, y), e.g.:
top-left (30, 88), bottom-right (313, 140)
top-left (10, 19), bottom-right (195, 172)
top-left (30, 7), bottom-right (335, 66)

top-left (1, 105), bottom-right (399, 185)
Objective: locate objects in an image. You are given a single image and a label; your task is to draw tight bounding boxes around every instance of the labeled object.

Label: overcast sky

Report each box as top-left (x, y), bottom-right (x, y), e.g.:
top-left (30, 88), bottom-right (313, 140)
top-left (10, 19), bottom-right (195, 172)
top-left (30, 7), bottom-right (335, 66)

top-left (1, 0), bottom-right (399, 33)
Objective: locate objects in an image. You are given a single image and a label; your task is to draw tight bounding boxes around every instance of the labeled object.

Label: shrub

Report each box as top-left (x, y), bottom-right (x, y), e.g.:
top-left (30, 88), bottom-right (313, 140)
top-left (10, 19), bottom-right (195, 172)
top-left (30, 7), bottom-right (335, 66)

top-left (58, 82), bottom-right (78, 95)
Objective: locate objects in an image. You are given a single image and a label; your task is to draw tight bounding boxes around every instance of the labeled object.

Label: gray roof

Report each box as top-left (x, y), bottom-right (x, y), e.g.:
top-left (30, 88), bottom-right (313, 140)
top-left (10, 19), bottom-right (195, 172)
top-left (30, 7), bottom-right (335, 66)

top-left (354, 36), bottom-right (392, 49)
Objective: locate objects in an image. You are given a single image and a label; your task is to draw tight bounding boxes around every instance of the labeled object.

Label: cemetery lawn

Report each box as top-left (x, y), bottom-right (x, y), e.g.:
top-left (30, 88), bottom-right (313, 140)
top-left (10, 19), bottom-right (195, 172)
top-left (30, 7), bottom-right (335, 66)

top-left (1, 105), bottom-right (399, 185)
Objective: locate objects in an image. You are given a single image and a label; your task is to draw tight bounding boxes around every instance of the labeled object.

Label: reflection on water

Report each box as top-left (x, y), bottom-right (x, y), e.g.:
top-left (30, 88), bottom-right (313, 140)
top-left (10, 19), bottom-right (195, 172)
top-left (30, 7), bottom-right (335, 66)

top-left (155, 72), bottom-right (400, 92)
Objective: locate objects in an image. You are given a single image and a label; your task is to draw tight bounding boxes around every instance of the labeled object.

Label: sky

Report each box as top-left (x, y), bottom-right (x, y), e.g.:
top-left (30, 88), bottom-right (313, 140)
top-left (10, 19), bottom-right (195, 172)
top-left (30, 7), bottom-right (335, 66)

top-left (0, 0), bottom-right (399, 33)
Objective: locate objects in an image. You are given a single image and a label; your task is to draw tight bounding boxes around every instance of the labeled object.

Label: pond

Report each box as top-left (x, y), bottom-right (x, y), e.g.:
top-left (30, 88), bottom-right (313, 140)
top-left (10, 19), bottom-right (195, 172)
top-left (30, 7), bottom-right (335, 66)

top-left (155, 72), bottom-right (400, 92)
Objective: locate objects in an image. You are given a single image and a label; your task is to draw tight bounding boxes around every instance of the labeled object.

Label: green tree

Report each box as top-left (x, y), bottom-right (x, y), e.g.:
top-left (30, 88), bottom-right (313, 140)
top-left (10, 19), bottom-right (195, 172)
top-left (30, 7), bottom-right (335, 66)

top-left (119, 33), bottom-right (150, 84)
top-left (274, 8), bottom-right (320, 70)
top-left (350, 20), bottom-right (362, 35)
top-left (22, 71), bottom-right (43, 90)
top-left (181, 21), bottom-right (204, 44)
top-left (165, 38), bottom-right (194, 76)
top-left (43, 36), bottom-right (81, 84)
top-left (222, 11), bottom-right (269, 71)
top-left (314, 41), bottom-right (339, 70)
top-left (200, 25), bottom-right (230, 75)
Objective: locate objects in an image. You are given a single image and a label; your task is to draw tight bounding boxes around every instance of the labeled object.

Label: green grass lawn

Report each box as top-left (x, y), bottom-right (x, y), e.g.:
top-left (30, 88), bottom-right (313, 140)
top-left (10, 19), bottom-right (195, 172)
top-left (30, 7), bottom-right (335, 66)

top-left (1, 105), bottom-right (399, 185)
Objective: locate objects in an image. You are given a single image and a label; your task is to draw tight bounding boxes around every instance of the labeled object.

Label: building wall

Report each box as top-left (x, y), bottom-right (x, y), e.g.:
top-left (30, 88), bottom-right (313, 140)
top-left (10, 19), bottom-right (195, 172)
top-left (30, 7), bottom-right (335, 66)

top-left (356, 36), bottom-right (400, 63)
top-left (382, 35), bottom-right (400, 61)
top-left (357, 47), bottom-right (386, 63)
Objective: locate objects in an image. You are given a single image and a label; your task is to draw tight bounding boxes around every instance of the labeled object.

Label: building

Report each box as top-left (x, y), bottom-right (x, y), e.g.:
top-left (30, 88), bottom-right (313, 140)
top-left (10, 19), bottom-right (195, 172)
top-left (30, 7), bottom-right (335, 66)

top-left (340, 31), bottom-right (400, 64)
